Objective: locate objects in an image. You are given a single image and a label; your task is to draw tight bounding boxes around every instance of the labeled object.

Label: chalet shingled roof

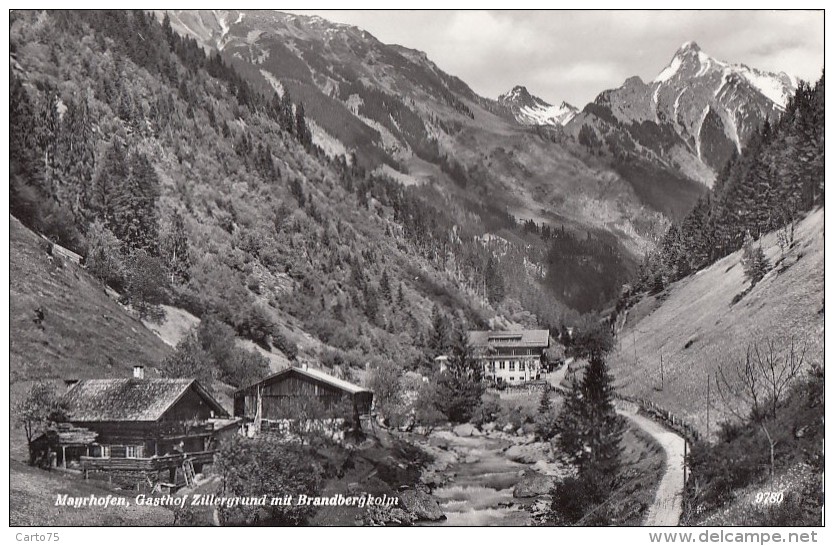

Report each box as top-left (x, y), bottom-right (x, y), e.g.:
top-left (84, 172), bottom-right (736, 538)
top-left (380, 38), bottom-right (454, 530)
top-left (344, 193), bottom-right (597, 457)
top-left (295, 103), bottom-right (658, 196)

top-left (238, 366), bottom-right (371, 395)
top-left (467, 329), bottom-right (550, 348)
top-left (61, 378), bottom-right (228, 422)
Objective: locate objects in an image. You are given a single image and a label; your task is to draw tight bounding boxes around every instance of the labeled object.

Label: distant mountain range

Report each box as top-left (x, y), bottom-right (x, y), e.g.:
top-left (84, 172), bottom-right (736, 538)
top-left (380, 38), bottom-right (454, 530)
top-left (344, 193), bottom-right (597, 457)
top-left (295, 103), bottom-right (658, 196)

top-left (160, 10), bottom-right (798, 243)
top-left (498, 85), bottom-right (578, 126)
top-left (564, 41), bottom-right (797, 186)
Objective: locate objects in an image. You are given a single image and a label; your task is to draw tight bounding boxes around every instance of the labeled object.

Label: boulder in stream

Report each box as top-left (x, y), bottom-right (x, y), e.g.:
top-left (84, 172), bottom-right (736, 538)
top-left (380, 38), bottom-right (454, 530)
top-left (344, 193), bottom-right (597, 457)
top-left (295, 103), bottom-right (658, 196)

top-left (513, 470), bottom-right (556, 498)
top-left (398, 489), bottom-right (446, 521)
top-left (504, 442), bottom-right (551, 464)
top-left (453, 423), bottom-right (477, 437)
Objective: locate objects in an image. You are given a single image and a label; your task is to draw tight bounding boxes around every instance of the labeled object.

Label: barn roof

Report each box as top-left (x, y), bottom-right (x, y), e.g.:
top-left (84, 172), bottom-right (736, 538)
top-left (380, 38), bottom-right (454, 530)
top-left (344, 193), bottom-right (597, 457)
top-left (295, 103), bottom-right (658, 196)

top-left (62, 378), bottom-right (228, 422)
top-left (238, 366), bottom-right (371, 395)
top-left (468, 329), bottom-right (550, 348)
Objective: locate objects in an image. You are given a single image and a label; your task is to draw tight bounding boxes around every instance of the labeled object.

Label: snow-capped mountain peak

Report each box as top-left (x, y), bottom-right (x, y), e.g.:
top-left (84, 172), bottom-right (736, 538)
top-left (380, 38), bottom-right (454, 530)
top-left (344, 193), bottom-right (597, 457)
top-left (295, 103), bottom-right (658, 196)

top-left (498, 85), bottom-right (578, 126)
top-left (570, 40), bottom-right (800, 184)
top-left (652, 42), bottom-right (794, 108)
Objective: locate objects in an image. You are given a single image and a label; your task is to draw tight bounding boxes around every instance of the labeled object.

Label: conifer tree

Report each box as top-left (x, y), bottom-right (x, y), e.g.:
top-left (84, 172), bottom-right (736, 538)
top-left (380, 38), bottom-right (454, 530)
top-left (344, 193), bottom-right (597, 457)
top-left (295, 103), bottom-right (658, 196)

top-left (380, 269), bottom-right (392, 303)
top-left (428, 304), bottom-right (449, 357)
top-left (112, 151), bottom-right (160, 253)
top-left (434, 316), bottom-right (484, 423)
top-left (295, 102), bottom-right (312, 149)
top-left (160, 210), bottom-right (191, 285)
top-left (535, 387), bottom-right (559, 441)
top-left (741, 233), bottom-right (770, 286)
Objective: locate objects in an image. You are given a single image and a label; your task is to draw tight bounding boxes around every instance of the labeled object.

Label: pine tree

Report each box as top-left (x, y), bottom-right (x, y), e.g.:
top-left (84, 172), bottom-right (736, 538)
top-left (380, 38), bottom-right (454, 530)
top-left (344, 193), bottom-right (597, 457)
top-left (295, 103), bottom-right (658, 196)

top-left (534, 387), bottom-right (559, 441)
top-left (295, 102), bottom-right (312, 149)
top-left (160, 210), bottom-right (191, 285)
top-left (55, 93), bottom-right (96, 221)
top-left (484, 256), bottom-right (505, 304)
top-left (279, 90), bottom-right (295, 134)
top-left (363, 283), bottom-right (379, 324)
top-left (10, 69), bottom-right (46, 225)
top-left (556, 376), bottom-right (587, 464)
top-left (579, 354), bottom-right (624, 496)
top-left (741, 233), bottom-right (770, 286)
top-left (380, 269), bottom-right (392, 303)
top-left (434, 317), bottom-right (484, 423)
top-left (112, 151), bottom-right (160, 253)
top-left (90, 139), bottom-right (129, 229)
top-left (428, 304), bottom-right (449, 357)
top-left (34, 87), bottom-right (60, 194)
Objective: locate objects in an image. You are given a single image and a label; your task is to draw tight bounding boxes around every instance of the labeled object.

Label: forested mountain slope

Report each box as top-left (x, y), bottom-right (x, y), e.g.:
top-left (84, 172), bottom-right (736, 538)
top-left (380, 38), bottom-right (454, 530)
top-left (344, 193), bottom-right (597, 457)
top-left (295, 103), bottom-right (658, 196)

top-left (10, 10), bottom-right (604, 394)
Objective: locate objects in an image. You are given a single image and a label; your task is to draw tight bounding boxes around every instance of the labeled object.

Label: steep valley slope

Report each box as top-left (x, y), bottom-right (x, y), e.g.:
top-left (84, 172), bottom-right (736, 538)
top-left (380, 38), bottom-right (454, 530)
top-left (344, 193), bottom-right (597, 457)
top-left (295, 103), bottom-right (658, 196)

top-left (608, 207), bottom-right (824, 437)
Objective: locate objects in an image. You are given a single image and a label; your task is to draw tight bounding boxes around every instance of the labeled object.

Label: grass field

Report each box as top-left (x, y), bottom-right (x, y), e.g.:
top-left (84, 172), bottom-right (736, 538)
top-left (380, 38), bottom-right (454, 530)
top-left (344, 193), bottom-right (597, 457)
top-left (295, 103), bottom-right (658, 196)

top-left (9, 460), bottom-right (174, 526)
top-left (604, 424), bottom-right (666, 525)
top-left (609, 207), bottom-right (824, 437)
top-left (10, 216), bottom-right (171, 384)
top-left (10, 216), bottom-right (175, 457)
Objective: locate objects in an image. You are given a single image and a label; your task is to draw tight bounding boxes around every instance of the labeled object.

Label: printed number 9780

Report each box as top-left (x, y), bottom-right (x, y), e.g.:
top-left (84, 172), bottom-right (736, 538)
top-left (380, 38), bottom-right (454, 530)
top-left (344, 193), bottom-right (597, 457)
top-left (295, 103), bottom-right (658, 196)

top-left (754, 492), bottom-right (784, 504)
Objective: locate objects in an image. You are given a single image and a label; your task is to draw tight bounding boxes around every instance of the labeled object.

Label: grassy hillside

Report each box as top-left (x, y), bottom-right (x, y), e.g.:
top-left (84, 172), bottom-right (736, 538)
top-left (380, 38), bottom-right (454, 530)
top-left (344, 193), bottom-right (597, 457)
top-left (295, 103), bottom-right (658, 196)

top-left (10, 460), bottom-right (174, 526)
top-left (10, 215), bottom-right (170, 384)
top-left (609, 207), bottom-right (823, 437)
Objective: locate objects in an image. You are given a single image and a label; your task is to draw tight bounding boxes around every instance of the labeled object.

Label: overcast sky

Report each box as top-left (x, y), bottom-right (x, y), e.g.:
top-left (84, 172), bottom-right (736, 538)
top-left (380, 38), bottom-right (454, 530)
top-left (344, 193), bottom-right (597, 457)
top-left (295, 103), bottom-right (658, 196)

top-left (289, 10), bottom-right (824, 107)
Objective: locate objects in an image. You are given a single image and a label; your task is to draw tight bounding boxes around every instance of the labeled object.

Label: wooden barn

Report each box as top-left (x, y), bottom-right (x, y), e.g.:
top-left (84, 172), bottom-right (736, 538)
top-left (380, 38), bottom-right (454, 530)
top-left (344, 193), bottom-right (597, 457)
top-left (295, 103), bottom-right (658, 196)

top-left (46, 367), bottom-right (236, 484)
top-left (233, 365), bottom-right (373, 423)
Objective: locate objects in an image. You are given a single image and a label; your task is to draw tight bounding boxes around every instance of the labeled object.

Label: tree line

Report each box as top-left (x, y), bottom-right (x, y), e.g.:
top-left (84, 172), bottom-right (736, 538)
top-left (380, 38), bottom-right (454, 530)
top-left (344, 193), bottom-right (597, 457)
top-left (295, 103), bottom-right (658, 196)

top-left (633, 73), bottom-right (824, 294)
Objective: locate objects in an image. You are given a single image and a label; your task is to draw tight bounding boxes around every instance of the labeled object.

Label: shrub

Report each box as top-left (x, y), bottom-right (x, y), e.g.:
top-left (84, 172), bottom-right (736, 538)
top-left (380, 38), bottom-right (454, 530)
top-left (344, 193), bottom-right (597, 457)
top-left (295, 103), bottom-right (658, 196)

top-left (15, 381), bottom-right (69, 465)
top-left (550, 476), bottom-right (597, 525)
top-left (271, 326), bottom-right (298, 360)
top-left (84, 220), bottom-right (124, 289)
top-left (123, 249), bottom-right (168, 321)
top-left (367, 359), bottom-right (405, 427)
top-left (534, 387), bottom-right (559, 441)
top-left (214, 436), bottom-right (323, 525)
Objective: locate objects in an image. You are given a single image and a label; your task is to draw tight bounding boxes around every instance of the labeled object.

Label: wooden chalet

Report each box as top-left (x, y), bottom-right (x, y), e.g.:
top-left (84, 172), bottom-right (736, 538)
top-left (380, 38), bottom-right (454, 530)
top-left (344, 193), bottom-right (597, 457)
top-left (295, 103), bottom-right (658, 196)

top-left (469, 329), bottom-right (551, 384)
top-left (234, 365), bottom-right (373, 425)
top-left (47, 367), bottom-right (235, 486)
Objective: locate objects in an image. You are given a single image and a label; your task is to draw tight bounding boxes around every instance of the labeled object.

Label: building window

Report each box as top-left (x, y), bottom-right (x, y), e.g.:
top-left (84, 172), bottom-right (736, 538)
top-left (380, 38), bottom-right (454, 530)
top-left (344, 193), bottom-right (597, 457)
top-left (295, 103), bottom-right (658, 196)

top-left (99, 445), bottom-right (110, 458)
top-left (125, 445), bottom-right (142, 458)
top-left (509, 362), bottom-right (515, 371)
top-left (499, 362), bottom-right (506, 370)
top-left (520, 362), bottom-right (525, 371)
top-left (510, 377), bottom-right (515, 382)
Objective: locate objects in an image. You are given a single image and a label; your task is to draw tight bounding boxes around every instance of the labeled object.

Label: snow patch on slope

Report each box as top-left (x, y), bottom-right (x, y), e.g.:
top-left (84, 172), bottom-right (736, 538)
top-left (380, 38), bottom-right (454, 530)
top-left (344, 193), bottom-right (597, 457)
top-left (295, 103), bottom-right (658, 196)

top-left (260, 69), bottom-right (284, 96)
top-left (518, 102), bottom-right (577, 126)
top-left (739, 69), bottom-right (791, 108)
top-left (214, 10), bottom-right (230, 49)
top-left (307, 119), bottom-right (348, 159)
top-left (654, 56), bottom-right (682, 83)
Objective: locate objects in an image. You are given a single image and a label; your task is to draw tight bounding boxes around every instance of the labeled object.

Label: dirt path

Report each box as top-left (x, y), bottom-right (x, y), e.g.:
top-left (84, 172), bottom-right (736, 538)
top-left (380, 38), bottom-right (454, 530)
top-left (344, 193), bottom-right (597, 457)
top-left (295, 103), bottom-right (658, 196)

top-left (617, 406), bottom-right (687, 526)
top-left (544, 358), bottom-right (573, 390)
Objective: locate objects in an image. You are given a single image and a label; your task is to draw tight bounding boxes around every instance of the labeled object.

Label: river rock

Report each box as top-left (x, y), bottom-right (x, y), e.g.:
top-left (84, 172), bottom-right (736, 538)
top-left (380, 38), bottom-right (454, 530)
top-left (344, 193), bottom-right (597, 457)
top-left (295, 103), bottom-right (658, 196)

top-left (398, 489), bottom-right (446, 521)
top-left (504, 442), bottom-right (551, 464)
top-left (482, 422), bottom-right (497, 433)
top-left (513, 470), bottom-right (556, 498)
top-left (453, 423), bottom-right (477, 437)
top-left (502, 423), bottom-right (515, 433)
